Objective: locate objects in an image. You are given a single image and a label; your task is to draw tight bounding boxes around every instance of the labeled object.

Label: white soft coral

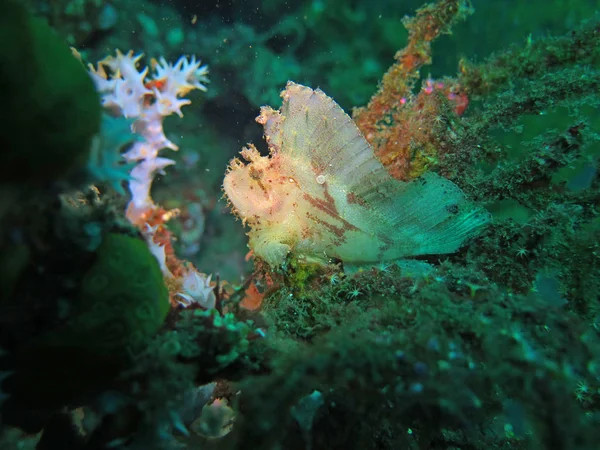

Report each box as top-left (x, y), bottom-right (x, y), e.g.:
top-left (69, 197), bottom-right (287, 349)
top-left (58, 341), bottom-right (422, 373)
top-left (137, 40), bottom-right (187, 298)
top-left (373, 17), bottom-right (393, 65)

top-left (88, 50), bottom-right (209, 224)
top-left (89, 51), bottom-right (151, 118)
top-left (88, 50), bottom-right (215, 311)
top-left (176, 269), bottom-right (216, 309)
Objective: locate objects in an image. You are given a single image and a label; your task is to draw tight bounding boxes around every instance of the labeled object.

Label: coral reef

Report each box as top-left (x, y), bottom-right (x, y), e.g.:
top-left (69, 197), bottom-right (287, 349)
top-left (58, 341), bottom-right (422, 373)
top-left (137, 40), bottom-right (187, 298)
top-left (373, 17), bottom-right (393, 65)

top-left (1, 0), bottom-right (600, 449)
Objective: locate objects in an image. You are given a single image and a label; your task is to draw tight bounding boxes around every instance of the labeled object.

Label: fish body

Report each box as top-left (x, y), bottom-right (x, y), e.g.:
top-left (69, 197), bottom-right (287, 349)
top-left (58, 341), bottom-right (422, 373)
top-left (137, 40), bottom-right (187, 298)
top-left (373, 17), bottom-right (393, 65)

top-left (224, 82), bottom-right (489, 267)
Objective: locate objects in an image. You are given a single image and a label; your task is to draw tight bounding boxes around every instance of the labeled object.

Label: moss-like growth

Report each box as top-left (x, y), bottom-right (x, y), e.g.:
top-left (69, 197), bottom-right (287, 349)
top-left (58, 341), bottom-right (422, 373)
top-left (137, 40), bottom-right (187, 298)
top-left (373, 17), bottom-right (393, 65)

top-left (0, 0), bottom-right (100, 185)
top-left (231, 262), bottom-right (600, 450)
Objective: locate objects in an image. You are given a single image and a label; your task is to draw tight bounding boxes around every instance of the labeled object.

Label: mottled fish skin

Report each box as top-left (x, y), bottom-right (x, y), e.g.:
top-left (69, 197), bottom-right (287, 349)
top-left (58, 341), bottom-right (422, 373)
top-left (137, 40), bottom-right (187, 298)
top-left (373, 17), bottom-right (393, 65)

top-left (223, 82), bottom-right (490, 267)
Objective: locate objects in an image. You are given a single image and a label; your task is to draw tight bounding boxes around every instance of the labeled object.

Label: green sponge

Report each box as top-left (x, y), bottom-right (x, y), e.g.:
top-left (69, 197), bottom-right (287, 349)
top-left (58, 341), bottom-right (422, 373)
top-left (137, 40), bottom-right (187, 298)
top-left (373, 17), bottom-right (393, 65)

top-left (32, 233), bottom-right (170, 353)
top-left (1, 234), bottom-right (170, 425)
top-left (0, 1), bottom-right (101, 184)
top-left (73, 233), bottom-right (171, 352)
top-left (0, 234), bottom-right (169, 426)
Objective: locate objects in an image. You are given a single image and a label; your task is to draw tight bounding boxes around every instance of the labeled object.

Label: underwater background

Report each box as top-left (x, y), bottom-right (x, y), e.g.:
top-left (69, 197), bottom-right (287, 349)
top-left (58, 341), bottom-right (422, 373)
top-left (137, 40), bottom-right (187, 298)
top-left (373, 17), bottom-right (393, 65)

top-left (1, 0), bottom-right (600, 448)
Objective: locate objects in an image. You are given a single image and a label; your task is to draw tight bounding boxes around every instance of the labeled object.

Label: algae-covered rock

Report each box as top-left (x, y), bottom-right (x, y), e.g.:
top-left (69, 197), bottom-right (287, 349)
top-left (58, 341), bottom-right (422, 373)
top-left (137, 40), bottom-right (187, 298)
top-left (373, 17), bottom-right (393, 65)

top-left (17, 233), bottom-right (170, 355)
top-left (0, 234), bottom-right (170, 431)
top-left (0, 0), bottom-right (100, 184)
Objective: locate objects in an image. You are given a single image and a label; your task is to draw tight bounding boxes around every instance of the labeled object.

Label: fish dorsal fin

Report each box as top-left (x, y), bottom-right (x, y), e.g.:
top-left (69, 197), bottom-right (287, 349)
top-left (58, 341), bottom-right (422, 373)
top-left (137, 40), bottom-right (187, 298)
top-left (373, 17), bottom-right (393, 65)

top-left (261, 81), bottom-right (387, 188)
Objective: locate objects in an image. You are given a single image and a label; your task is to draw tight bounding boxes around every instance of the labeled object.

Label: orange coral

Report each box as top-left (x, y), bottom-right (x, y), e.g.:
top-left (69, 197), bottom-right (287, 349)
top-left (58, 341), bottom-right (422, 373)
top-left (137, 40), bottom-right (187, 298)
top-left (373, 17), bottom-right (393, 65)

top-left (239, 281), bottom-right (264, 311)
top-left (353, 0), bottom-right (473, 181)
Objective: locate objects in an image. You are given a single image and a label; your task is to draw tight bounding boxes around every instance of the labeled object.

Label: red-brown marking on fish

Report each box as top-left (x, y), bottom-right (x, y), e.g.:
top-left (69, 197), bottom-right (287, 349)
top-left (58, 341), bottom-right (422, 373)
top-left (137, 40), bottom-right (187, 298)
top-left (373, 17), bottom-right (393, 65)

top-left (302, 190), bottom-right (338, 219)
top-left (306, 212), bottom-right (348, 244)
top-left (346, 191), bottom-right (369, 208)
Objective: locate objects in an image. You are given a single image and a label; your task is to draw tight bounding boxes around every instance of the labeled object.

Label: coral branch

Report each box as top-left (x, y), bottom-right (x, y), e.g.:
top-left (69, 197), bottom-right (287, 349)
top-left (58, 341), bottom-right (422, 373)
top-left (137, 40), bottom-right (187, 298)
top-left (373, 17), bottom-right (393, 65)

top-left (353, 0), bottom-right (473, 181)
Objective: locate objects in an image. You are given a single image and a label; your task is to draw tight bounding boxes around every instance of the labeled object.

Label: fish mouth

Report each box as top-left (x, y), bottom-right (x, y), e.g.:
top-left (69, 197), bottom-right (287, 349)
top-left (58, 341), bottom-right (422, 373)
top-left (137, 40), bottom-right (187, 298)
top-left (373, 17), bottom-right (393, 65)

top-left (223, 170), bottom-right (277, 220)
